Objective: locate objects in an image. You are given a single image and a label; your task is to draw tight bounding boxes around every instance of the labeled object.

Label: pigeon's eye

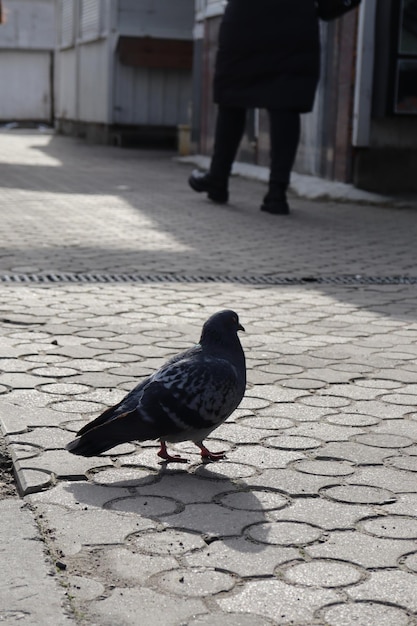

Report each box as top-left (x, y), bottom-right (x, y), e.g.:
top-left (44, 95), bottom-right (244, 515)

top-left (232, 315), bottom-right (237, 324)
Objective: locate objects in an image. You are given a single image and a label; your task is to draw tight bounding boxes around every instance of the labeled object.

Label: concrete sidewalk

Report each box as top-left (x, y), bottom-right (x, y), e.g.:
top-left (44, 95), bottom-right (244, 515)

top-left (1, 130), bottom-right (417, 626)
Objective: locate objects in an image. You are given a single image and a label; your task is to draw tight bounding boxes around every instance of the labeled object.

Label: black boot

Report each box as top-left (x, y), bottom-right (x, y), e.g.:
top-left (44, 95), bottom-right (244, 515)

top-left (188, 170), bottom-right (229, 204)
top-left (189, 107), bottom-right (246, 206)
top-left (260, 188), bottom-right (290, 215)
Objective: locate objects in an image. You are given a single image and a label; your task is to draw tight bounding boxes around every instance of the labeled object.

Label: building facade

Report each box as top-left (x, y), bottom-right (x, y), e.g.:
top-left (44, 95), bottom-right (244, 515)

top-left (55, 0), bottom-right (194, 145)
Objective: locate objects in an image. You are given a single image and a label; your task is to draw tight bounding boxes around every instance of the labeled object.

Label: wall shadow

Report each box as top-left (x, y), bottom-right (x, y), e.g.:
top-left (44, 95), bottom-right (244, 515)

top-left (0, 131), bottom-right (416, 321)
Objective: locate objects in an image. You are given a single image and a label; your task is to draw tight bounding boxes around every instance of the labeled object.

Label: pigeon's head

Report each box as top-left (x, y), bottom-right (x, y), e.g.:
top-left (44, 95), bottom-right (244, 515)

top-left (200, 309), bottom-right (245, 347)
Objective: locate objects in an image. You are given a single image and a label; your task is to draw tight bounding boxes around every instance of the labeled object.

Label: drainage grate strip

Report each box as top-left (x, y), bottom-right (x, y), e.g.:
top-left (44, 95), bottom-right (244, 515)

top-left (0, 273), bottom-right (416, 286)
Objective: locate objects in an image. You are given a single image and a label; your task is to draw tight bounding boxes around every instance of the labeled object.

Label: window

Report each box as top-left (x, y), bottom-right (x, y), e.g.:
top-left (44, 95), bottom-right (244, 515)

top-left (395, 0), bottom-right (417, 114)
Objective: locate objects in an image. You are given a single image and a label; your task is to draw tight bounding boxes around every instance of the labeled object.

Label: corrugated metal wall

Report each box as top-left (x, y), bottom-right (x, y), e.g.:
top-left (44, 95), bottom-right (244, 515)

top-left (114, 65), bottom-right (191, 126)
top-left (114, 0), bottom-right (194, 127)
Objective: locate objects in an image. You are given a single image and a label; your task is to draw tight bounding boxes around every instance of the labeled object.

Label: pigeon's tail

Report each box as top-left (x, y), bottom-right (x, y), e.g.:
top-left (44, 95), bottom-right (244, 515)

top-left (66, 430), bottom-right (117, 457)
top-left (66, 409), bottom-right (157, 457)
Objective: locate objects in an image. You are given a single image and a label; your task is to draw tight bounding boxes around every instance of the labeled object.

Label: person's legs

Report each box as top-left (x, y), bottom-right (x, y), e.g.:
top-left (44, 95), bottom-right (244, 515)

top-left (189, 105), bottom-right (246, 203)
top-left (261, 109), bottom-right (301, 214)
top-left (210, 105), bottom-right (247, 183)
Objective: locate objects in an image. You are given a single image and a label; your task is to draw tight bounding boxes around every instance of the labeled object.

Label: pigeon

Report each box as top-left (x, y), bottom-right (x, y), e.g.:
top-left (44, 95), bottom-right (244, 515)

top-left (66, 309), bottom-right (246, 462)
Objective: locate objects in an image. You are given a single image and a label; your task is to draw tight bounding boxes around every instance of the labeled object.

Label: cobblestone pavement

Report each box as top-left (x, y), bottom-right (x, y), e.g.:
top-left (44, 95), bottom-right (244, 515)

top-left (1, 130), bottom-right (417, 625)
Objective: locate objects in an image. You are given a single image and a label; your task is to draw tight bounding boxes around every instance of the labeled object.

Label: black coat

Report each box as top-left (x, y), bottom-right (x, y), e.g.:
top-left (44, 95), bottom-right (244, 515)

top-left (213, 0), bottom-right (321, 112)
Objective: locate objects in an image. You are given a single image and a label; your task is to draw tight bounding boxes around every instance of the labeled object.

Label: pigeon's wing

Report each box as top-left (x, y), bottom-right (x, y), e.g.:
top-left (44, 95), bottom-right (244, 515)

top-left (75, 345), bottom-right (202, 438)
top-left (131, 355), bottom-right (243, 440)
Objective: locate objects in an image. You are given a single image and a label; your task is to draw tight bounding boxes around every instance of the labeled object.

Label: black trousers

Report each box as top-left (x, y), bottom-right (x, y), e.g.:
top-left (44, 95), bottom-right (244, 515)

top-left (209, 105), bottom-right (301, 194)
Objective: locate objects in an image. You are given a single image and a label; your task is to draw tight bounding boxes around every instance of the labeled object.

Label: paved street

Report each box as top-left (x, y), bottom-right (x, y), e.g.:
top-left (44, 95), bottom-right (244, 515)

top-left (1, 130), bottom-right (417, 625)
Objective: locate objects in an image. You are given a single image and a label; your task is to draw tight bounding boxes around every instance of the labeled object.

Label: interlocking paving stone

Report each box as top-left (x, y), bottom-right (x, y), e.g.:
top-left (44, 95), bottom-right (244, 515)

top-left (320, 484), bottom-right (396, 505)
top-left (0, 499), bottom-right (72, 625)
top-left (373, 420), bottom-right (417, 441)
top-left (306, 530), bottom-right (417, 568)
top-left (246, 468), bottom-right (339, 496)
top-left (11, 426), bottom-right (77, 450)
top-left (299, 395), bottom-right (352, 408)
top-left (66, 575), bottom-right (105, 602)
top-left (347, 467), bottom-right (417, 493)
top-left (321, 601), bottom-right (411, 626)
top-left (0, 401), bottom-right (63, 434)
top-left (217, 579), bottom-right (339, 623)
top-left (130, 528), bottom-right (207, 555)
top-left (269, 498), bottom-right (374, 530)
top-left (263, 434), bottom-right (322, 450)
top-left (316, 441), bottom-right (393, 465)
top-left (225, 445), bottom-right (305, 468)
top-left (245, 520), bottom-right (324, 546)
top-left (359, 515), bottom-right (417, 539)
top-left (89, 587), bottom-right (206, 626)
top-left (32, 503), bottom-right (157, 556)
top-left (237, 415), bottom-right (294, 430)
top-left (161, 502), bottom-right (264, 536)
top-left (98, 547), bottom-right (179, 586)
top-left (187, 613), bottom-right (275, 626)
top-left (348, 570), bottom-right (417, 612)
top-left (15, 449), bottom-right (111, 483)
top-left (381, 493), bottom-right (417, 516)
top-left (282, 559), bottom-right (364, 588)
top-left (14, 466), bottom-right (53, 495)
top-left (152, 567), bottom-right (237, 596)
top-left (217, 489), bottom-right (289, 511)
top-left (91, 467), bottom-right (158, 487)
top-left (292, 459), bottom-right (355, 476)
top-left (128, 472), bottom-right (237, 510)
top-left (105, 495), bottom-right (182, 517)
top-left (324, 413), bottom-right (380, 427)
top-left (354, 433), bottom-right (414, 448)
top-left (184, 537), bottom-right (299, 578)
top-left (403, 552), bottom-right (417, 573)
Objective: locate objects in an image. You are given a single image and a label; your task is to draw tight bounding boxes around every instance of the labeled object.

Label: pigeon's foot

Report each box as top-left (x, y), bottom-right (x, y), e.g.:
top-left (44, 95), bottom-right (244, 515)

top-left (158, 442), bottom-right (189, 463)
top-left (196, 443), bottom-right (226, 462)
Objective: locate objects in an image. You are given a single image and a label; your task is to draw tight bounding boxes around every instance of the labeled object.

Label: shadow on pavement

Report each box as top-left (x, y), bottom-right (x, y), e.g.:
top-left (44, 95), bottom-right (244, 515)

top-left (1, 131), bottom-right (416, 321)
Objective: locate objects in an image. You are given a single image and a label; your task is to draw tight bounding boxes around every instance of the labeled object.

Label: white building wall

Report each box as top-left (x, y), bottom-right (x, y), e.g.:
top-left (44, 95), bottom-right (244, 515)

top-left (55, 49), bottom-right (77, 121)
top-left (0, 0), bottom-right (56, 49)
top-left (55, 0), bottom-right (112, 126)
top-left (0, 50), bottom-right (52, 120)
top-left (0, 0), bottom-right (56, 122)
top-left (78, 41), bottom-right (110, 123)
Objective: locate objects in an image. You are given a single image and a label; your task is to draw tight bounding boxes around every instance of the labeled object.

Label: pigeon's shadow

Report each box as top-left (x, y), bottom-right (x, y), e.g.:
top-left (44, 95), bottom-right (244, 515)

top-left (64, 463), bottom-right (282, 554)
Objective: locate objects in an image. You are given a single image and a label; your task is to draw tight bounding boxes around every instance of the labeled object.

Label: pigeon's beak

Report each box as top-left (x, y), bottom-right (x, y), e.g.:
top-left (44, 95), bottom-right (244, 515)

top-left (238, 322), bottom-right (245, 332)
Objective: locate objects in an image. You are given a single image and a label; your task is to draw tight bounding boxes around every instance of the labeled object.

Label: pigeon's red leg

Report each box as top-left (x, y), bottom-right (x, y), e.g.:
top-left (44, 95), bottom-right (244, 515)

top-left (157, 441), bottom-right (188, 463)
top-left (196, 442), bottom-right (226, 461)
